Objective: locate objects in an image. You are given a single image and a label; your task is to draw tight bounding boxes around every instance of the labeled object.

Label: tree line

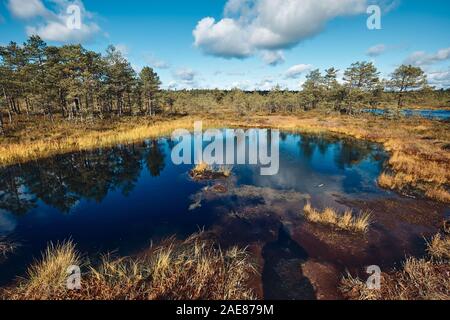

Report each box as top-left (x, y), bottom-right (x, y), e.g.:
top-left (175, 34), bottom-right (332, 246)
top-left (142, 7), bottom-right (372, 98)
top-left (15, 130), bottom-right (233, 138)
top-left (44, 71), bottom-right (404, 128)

top-left (1, 36), bottom-right (448, 134)
top-left (0, 36), bottom-right (161, 133)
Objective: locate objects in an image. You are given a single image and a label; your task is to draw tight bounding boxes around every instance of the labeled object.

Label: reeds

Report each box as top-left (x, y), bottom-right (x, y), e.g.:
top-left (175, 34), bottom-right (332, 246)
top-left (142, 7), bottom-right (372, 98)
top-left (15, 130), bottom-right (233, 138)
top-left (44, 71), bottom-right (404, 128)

top-left (2, 233), bottom-right (256, 300)
top-left (302, 203), bottom-right (371, 233)
top-left (426, 234), bottom-right (450, 260)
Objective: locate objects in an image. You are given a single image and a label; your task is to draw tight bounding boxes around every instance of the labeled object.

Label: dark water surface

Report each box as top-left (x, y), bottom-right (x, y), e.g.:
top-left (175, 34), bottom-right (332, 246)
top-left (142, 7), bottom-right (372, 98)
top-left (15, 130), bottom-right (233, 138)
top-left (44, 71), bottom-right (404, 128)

top-left (0, 131), bottom-right (446, 299)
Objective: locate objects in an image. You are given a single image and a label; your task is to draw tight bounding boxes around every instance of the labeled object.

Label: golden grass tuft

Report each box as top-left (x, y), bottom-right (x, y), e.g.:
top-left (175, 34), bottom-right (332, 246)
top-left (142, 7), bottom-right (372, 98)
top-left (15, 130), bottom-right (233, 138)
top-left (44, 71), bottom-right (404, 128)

top-left (190, 162), bottom-right (233, 180)
top-left (2, 233), bottom-right (256, 300)
top-left (4, 240), bottom-right (81, 300)
top-left (341, 258), bottom-right (450, 300)
top-left (425, 187), bottom-right (450, 203)
top-left (427, 234), bottom-right (450, 260)
top-left (192, 162), bottom-right (211, 175)
top-left (302, 203), bottom-right (371, 233)
top-left (341, 234), bottom-right (450, 300)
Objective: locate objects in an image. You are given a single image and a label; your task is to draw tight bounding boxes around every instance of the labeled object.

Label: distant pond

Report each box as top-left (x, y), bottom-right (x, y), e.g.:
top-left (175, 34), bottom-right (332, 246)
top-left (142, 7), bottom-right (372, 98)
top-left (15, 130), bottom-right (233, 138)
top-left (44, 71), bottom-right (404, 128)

top-left (364, 108), bottom-right (450, 120)
top-left (0, 130), bottom-right (447, 299)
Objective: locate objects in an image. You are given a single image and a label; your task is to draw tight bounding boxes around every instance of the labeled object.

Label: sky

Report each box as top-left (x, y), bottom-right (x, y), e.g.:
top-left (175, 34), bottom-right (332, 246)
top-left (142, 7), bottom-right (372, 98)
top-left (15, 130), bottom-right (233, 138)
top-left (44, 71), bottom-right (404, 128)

top-left (0, 0), bottom-right (449, 90)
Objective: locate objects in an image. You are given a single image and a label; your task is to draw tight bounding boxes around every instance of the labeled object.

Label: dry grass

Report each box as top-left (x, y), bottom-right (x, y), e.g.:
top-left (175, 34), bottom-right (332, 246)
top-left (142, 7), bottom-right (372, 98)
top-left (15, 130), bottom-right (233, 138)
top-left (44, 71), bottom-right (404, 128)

top-left (191, 162), bottom-right (211, 175)
top-left (190, 162), bottom-right (233, 180)
top-left (302, 203), bottom-right (371, 233)
top-left (2, 233), bottom-right (256, 300)
top-left (0, 116), bottom-right (223, 167)
top-left (341, 234), bottom-right (450, 300)
top-left (4, 240), bottom-right (81, 299)
top-left (427, 234), bottom-right (450, 260)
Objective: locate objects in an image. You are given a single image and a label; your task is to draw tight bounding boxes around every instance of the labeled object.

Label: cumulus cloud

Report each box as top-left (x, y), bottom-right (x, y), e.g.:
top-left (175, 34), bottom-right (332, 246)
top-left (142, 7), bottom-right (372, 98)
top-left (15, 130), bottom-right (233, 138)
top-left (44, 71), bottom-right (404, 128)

top-left (7, 0), bottom-right (47, 19)
top-left (427, 69), bottom-right (450, 89)
top-left (174, 68), bottom-right (196, 82)
top-left (367, 44), bottom-right (386, 57)
top-left (285, 64), bottom-right (313, 79)
top-left (261, 50), bottom-right (285, 66)
top-left (7, 0), bottom-right (101, 43)
top-left (404, 47), bottom-right (450, 66)
top-left (193, 0), bottom-right (390, 62)
top-left (171, 68), bottom-right (199, 89)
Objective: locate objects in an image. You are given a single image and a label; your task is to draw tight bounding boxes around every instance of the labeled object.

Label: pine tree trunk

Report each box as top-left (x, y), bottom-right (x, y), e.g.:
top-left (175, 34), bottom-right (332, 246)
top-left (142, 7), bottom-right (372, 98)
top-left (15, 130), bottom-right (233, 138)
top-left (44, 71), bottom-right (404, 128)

top-left (0, 109), bottom-right (4, 135)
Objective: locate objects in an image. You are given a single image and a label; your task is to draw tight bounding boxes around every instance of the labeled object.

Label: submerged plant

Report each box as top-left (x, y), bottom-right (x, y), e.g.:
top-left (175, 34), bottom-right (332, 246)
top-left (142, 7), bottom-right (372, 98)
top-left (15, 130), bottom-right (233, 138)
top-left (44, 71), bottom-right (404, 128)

top-left (0, 239), bottom-right (18, 260)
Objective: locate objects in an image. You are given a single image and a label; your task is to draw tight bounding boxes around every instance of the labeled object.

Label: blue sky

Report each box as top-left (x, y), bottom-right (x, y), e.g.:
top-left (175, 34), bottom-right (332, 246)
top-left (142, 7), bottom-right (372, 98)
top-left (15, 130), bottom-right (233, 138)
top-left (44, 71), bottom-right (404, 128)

top-left (1, 0), bottom-right (449, 89)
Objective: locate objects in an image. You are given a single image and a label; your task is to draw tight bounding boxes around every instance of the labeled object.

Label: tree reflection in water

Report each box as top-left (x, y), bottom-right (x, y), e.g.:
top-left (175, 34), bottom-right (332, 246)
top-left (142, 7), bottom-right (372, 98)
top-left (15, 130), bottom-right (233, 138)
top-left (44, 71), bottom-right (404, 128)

top-left (0, 140), bottom-right (167, 215)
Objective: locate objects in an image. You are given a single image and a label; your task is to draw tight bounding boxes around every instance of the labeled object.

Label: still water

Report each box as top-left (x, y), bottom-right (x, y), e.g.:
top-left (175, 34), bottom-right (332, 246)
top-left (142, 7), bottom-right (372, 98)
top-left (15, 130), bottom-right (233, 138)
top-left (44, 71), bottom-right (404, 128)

top-left (364, 108), bottom-right (450, 120)
top-left (0, 131), bottom-right (446, 298)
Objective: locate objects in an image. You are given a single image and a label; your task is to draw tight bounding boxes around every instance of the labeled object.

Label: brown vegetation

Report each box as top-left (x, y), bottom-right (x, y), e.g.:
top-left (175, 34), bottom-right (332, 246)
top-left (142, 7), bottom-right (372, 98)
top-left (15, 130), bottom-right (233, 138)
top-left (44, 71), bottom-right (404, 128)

top-left (189, 162), bottom-right (233, 181)
top-left (302, 202), bottom-right (371, 233)
top-left (340, 234), bottom-right (450, 300)
top-left (2, 233), bottom-right (256, 300)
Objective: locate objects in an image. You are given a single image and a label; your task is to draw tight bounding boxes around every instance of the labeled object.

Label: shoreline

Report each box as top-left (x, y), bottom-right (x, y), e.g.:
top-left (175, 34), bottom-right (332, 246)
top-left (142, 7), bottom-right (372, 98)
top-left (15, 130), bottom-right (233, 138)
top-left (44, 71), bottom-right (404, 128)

top-left (0, 112), bottom-right (449, 203)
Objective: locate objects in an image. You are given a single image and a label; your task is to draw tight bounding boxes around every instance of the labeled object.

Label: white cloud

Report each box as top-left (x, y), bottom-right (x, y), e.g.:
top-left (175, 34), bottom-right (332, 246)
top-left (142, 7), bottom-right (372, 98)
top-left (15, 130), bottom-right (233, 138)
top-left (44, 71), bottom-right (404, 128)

top-left (367, 44), bottom-right (386, 57)
top-left (285, 64), bottom-right (313, 79)
top-left (261, 50), bottom-right (285, 66)
top-left (7, 0), bottom-right (47, 19)
top-left (174, 68), bottom-right (196, 82)
top-left (405, 47), bottom-right (450, 66)
top-left (427, 69), bottom-right (450, 89)
top-left (255, 78), bottom-right (275, 90)
top-left (193, 17), bottom-right (253, 58)
top-left (8, 0), bottom-right (101, 43)
top-left (193, 0), bottom-right (387, 61)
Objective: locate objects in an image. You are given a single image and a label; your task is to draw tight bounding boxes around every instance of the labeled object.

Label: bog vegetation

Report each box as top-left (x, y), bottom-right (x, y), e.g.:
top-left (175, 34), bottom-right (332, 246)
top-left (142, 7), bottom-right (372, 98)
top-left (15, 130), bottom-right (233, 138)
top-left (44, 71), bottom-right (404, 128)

top-left (1, 233), bottom-right (256, 300)
top-left (302, 203), bottom-right (372, 233)
top-left (340, 233), bottom-right (450, 300)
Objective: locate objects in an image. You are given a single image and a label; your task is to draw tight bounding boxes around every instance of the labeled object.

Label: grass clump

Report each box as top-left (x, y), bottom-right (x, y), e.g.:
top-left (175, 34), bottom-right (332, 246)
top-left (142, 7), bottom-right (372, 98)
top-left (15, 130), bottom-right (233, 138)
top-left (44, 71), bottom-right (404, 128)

top-left (2, 233), bottom-right (256, 300)
top-left (190, 162), bottom-right (233, 180)
top-left (4, 240), bottom-right (80, 299)
top-left (302, 203), bottom-right (371, 233)
top-left (340, 234), bottom-right (450, 300)
top-left (427, 234), bottom-right (450, 260)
